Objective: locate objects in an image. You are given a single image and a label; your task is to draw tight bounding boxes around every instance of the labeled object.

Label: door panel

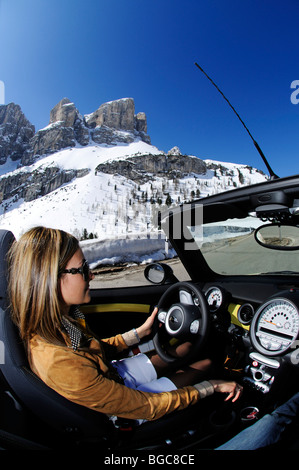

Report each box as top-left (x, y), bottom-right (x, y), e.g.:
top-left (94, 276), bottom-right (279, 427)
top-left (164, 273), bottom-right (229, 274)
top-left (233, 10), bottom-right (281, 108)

top-left (82, 284), bottom-right (168, 339)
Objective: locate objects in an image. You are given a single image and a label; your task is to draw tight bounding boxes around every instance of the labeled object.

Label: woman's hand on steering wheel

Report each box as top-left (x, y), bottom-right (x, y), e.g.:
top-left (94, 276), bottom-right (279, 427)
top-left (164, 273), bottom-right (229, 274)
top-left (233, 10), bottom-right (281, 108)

top-left (136, 307), bottom-right (158, 340)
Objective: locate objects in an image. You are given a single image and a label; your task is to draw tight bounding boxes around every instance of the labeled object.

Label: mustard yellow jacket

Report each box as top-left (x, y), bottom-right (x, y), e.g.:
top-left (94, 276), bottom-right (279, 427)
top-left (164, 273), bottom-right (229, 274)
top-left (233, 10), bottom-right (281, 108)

top-left (28, 331), bottom-right (201, 421)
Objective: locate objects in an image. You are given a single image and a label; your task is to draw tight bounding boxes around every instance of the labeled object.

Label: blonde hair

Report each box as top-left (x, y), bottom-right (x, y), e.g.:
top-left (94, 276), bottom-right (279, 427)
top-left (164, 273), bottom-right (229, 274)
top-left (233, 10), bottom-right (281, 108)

top-left (8, 226), bottom-right (79, 344)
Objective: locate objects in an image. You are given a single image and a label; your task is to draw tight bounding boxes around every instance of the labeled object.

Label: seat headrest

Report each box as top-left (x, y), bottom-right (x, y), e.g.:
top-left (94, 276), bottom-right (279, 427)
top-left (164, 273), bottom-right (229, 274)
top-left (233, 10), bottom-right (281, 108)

top-left (0, 230), bottom-right (15, 303)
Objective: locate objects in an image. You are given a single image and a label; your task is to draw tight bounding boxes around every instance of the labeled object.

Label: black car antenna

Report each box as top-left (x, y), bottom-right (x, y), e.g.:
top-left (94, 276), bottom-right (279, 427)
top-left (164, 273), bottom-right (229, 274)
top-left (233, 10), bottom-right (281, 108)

top-left (194, 62), bottom-right (278, 179)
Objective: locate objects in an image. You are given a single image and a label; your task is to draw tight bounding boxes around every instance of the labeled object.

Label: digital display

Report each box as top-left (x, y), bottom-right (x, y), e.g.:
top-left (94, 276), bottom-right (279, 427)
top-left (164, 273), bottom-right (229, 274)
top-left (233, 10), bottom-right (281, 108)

top-left (259, 326), bottom-right (294, 340)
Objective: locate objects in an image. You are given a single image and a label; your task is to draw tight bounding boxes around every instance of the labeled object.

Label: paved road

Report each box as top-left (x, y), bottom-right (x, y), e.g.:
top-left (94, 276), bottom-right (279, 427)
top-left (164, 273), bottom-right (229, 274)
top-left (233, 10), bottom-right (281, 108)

top-left (203, 232), bottom-right (299, 275)
top-left (90, 257), bottom-right (190, 289)
top-left (90, 232), bottom-right (299, 289)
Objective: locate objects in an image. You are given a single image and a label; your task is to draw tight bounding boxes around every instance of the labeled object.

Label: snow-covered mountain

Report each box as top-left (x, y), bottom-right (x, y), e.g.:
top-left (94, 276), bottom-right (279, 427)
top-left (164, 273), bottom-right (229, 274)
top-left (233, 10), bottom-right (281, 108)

top-left (0, 139), bottom-right (266, 238)
top-left (0, 98), bottom-right (267, 267)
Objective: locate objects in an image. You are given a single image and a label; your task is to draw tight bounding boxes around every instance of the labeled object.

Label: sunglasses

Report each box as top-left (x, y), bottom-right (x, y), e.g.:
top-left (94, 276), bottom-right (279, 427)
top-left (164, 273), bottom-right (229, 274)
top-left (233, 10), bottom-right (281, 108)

top-left (60, 259), bottom-right (91, 282)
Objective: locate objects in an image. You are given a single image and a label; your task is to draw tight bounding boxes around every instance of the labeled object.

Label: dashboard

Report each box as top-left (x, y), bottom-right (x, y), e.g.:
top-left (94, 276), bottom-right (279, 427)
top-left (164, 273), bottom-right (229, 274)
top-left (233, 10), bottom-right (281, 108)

top-left (203, 284), bottom-right (299, 359)
top-left (202, 284), bottom-right (299, 396)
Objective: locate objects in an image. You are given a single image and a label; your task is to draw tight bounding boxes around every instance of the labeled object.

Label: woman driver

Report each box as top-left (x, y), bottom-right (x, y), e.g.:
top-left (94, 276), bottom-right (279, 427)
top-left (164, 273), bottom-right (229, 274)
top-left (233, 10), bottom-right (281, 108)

top-left (7, 226), bottom-right (242, 421)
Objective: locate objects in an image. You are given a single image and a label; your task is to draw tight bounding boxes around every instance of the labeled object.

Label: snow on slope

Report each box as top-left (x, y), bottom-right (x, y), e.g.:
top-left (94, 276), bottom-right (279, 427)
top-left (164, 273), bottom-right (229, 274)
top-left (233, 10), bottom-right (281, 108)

top-left (0, 140), bottom-right (267, 266)
top-left (0, 141), bottom-right (162, 237)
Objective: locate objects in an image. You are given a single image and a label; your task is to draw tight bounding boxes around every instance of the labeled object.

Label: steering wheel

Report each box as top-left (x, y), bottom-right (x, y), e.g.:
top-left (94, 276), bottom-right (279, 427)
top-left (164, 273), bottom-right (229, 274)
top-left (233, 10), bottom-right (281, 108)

top-left (153, 282), bottom-right (210, 363)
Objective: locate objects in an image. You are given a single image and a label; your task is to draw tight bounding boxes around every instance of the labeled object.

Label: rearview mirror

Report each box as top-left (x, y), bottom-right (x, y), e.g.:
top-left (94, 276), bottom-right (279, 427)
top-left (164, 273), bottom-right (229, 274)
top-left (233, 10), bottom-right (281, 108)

top-left (254, 223), bottom-right (299, 250)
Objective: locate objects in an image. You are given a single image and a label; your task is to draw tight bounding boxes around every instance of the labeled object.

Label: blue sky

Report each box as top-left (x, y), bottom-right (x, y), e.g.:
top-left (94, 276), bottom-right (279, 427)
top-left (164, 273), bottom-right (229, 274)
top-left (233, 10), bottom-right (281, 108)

top-left (0, 0), bottom-right (298, 178)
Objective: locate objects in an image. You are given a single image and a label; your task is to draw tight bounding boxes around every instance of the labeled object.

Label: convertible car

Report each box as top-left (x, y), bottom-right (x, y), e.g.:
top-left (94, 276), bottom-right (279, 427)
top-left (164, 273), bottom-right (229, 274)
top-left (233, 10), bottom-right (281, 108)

top-left (1, 172), bottom-right (299, 451)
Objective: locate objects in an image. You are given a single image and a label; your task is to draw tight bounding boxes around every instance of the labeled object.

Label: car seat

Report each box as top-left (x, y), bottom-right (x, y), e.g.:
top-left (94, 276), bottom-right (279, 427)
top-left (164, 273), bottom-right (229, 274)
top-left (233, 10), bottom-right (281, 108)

top-left (0, 229), bottom-right (116, 448)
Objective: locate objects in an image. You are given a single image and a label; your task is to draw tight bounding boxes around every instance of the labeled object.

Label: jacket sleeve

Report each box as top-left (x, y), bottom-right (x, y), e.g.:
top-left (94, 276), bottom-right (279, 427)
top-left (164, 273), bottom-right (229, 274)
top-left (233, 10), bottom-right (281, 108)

top-left (101, 329), bottom-right (139, 352)
top-left (39, 347), bottom-right (201, 421)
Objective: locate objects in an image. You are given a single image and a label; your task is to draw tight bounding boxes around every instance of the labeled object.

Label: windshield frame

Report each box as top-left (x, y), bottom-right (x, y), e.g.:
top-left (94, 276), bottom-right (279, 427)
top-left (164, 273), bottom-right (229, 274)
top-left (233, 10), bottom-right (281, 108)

top-left (160, 175), bottom-right (299, 283)
top-left (186, 216), bottom-right (299, 277)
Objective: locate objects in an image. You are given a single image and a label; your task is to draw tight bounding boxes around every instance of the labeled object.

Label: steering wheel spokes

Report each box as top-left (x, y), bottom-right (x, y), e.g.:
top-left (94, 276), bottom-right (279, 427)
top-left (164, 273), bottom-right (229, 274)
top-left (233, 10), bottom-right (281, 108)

top-left (154, 282), bottom-right (210, 363)
top-left (159, 303), bottom-right (201, 338)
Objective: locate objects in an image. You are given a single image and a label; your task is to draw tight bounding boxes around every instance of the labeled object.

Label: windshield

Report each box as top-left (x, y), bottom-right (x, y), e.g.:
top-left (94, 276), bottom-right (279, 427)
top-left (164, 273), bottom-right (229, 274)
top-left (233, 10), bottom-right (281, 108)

top-left (187, 216), bottom-right (299, 276)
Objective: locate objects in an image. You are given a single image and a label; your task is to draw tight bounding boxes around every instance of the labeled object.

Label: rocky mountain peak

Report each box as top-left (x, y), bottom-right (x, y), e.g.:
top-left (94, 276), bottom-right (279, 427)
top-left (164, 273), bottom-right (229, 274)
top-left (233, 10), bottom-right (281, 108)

top-left (167, 146), bottom-right (182, 156)
top-left (0, 97), bottom-right (151, 167)
top-left (23, 98), bottom-right (88, 165)
top-left (0, 103), bottom-right (35, 164)
top-left (84, 97), bottom-right (150, 147)
top-left (85, 97), bottom-right (135, 130)
top-left (49, 97), bottom-right (78, 127)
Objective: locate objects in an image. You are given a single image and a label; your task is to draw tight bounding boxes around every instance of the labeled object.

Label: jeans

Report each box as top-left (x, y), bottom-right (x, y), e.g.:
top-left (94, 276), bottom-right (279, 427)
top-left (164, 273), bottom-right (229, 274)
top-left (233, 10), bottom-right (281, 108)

top-left (216, 392), bottom-right (299, 450)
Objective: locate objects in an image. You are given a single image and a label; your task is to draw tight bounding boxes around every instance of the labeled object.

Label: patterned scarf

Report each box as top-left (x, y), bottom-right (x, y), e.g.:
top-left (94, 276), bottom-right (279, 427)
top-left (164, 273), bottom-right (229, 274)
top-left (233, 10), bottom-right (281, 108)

top-left (61, 306), bottom-right (88, 351)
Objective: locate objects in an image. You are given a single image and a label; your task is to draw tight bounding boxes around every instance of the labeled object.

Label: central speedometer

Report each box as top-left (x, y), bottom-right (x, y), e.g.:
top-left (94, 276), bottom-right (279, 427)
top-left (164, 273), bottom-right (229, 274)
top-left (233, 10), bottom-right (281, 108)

top-left (250, 297), bottom-right (299, 356)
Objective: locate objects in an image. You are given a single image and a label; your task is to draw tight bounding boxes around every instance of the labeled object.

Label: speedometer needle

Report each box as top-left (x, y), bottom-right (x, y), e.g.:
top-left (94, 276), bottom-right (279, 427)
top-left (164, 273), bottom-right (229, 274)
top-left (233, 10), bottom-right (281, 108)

top-left (265, 320), bottom-right (282, 328)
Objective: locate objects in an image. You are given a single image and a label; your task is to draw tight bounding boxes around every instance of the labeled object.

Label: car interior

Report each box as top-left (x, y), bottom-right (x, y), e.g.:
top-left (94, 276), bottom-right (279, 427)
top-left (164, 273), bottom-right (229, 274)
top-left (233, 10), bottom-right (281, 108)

top-left (1, 173), bottom-right (299, 450)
